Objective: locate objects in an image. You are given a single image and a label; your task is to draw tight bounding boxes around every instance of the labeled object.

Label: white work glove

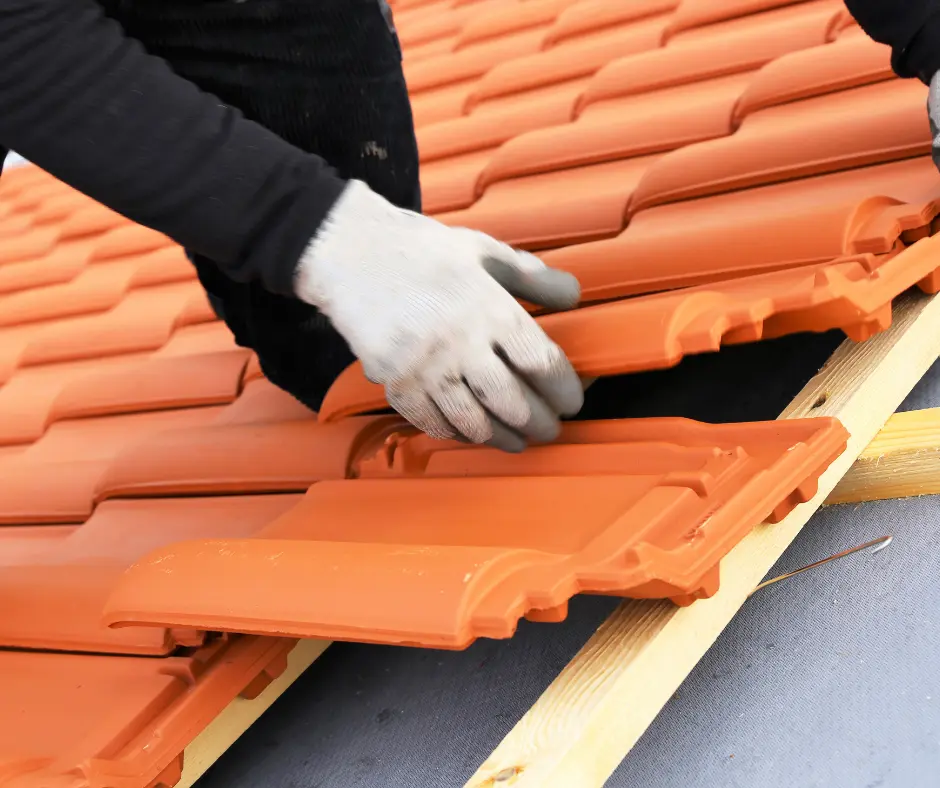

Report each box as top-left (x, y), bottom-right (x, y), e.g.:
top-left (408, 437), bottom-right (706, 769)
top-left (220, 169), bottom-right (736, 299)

top-left (294, 179), bottom-right (584, 452)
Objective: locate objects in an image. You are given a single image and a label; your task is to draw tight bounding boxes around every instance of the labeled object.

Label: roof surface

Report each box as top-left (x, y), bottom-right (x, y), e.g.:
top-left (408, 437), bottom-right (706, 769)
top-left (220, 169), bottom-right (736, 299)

top-left (0, 0), bottom-right (935, 784)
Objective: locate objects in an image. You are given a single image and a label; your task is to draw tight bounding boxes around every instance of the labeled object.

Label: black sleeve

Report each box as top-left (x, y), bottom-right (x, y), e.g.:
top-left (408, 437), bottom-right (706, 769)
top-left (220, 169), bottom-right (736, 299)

top-left (843, 0), bottom-right (940, 83)
top-left (0, 0), bottom-right (347, 296)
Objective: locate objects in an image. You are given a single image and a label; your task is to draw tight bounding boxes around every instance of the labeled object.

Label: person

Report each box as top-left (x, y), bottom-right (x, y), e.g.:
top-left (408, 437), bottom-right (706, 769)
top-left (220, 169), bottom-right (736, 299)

top-left (0, 0), bottom-right (585, 454)
top-left (0, 2), bottom-right (936, 455)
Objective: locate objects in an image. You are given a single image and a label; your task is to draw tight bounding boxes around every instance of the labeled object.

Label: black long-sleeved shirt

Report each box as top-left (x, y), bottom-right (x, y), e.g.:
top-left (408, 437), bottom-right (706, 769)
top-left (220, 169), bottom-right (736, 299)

top-left (0, 0), bottom-right (347, 297)
top-left (0, 0), bottom-right (937, 298)
top-left (844, 0), bottom-right (940, 83)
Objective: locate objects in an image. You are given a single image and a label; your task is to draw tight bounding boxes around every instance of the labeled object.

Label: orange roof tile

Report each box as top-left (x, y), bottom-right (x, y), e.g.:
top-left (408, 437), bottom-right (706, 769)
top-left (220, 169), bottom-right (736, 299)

top-left (545, 156), bottom-right (940, 294)
top-left (0, 406), bottom-right (224, 524)
top-left (631, 78), bottom-right (929, 214)
top-left (0, 355), bottom-right (151, 447)
top-left (404, 27), bottom-right (548, 94)
top-left (543, 0), bottom-right (677, 49)
top-left (95, 414), bottom-right (403, 500)
top-left (0, 496), bottom-right (301, 654)
top-left (579, 1), bottom-right (847, 111)
top-left (317, 236), bottom-right (940, 421)
top-left (466, 9), bottom-right (671, 110)
top-left (663, 0), bottom-right (839, 42)
top-left (404, 34), bottom-right (458, 61)
top-left (455, 0), bottom-right (578, 49)
top-left (101, 417), bottom-right (847, 647)
top-left (733, 32), bottom-right (893, 121)
top-left (0, 635), bottom-right (298, 786)
top-left (48, 345), bottom-right (250, 421)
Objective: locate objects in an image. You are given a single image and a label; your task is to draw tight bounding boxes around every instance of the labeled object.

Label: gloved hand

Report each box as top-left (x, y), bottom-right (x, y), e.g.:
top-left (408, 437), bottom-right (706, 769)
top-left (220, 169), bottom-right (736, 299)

top-left (294, 179), bottom-right (584, 452)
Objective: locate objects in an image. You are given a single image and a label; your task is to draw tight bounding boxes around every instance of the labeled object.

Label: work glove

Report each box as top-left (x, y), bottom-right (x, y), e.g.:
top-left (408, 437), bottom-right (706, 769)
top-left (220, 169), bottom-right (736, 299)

top-left (294, 179), bottom-right (584, 452)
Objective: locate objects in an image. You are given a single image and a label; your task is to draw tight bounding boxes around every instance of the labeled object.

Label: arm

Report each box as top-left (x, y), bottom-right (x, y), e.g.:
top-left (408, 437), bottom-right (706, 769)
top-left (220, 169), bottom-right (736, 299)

top-left (0, 0), bottom-right (585, 451)
top-left (843, 0), bottom-right (940, 82)
top-left (0, 0), bottom-right (346, 296)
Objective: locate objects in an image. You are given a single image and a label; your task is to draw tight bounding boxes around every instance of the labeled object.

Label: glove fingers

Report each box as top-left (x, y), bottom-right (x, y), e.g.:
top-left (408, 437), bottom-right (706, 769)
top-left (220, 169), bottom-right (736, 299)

top-left (471, 233), bottom-right (580, 311)
top-left (430, 374), bottom-right (535, 451)
top-left (386, 381), bottom-right (456, 441)
top-left (498, 322), bottom-right (584, 418)
top-left (482, 254), bottom-right (581, 311)
top-left (484, 420), bottom-right (528, 453)
top-left (453, 419), bottom-right (528, 453)
top-left (430, 374), bottom-right (494, 444)
top-left (465, 357), bottom-right (561, 444)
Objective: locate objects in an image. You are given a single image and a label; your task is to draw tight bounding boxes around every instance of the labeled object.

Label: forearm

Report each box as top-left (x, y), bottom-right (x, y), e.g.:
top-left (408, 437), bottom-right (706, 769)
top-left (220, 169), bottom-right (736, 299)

top-left (843, 0), bottom-right (940, 82)
top-left (0, 0), bottom-right (346, 295)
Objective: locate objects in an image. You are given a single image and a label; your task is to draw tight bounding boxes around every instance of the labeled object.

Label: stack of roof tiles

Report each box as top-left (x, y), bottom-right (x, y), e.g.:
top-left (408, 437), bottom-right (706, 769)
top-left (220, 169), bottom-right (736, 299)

top-left (0, 0), bottom-right (934, 784)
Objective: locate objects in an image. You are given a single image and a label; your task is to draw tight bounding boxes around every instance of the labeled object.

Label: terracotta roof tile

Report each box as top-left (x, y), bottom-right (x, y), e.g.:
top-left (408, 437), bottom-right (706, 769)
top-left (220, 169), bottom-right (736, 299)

top-left (0, 248), bottom-right (194, 328)
top-left (409, 81), bottom-right (477, 126)
top-left (16, 281), bottom-right (213, 371)
top-left (214, 377), bottom-right (317, 425)
top-left (48, 346), bottom-right (250, 421)
top-left (0, 240), bottom-right (95, 295)
top-left (465, 11), bottom-right (670, 110)
top-left (418, 84), bottom-right (585, 212)
top-left (0, 213), bottom-right (34, 237)
top-left (663, 0), bottom-right (836, 42)
top-left (0, 635), bottom-right (298, 786)
top-left (543, 0), bottom-right (677, 48)
top-left (0, 496), bottom-right (301, 654)
top-left (455, 0), bottom-right (577, 48)
top-left (427, 1), bottom-right (865, 239)
top-left (579, 0), bottom-right (846, 111)
top-left (100, 417), bottom-right (847, 647)
top-left (397, 0), bottom-right (510, 47)
top-left (318, 235), bottom-right (940, 421)
top-left (0, 355), bottom-right (150, 447)
top-left (95, 414), bottom-right (403, 500)
top-left (438, 153), bottom-right (660, 248)
top-left (0, 322), bottom-right (242, 447)
top-left (733, 32), bottom-right (893, 121)
top-left (418, 85), bottom-right (578, 163)
top-left (547, 156), bottom-right (940, 296)
top-left (0, 524), bottom-right (75, 563)
top-left (31, 191), bottom-right (91, 224)
top-left (0, 406), bottom-right (225, 524)
top-left (404, 27), bottom-right (547, 94)
top-left (0, 226), bottom-right (59, 264)
top-left (404, 34), bottom-right (458, 61)
top-left (480, 71), bottom-right (752, 186)
top-left (631, 78), bottom-right (930, 214)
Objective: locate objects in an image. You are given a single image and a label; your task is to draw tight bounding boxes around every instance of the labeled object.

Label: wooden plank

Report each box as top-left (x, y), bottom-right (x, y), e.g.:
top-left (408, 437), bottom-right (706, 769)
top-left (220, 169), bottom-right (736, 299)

top-left (178, 638), bottom-right (330, 787)
top-left (827, 407), bottom-right (940, 504)
top-left (465, 289), bottom-right (940, 788)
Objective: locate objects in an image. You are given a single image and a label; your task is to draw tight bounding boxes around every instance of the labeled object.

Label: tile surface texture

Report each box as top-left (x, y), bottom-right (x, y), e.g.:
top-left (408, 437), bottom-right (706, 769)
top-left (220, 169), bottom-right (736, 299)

top-left (1, 0), bottom-right (936, 784)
